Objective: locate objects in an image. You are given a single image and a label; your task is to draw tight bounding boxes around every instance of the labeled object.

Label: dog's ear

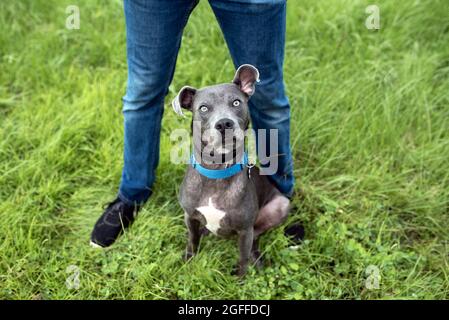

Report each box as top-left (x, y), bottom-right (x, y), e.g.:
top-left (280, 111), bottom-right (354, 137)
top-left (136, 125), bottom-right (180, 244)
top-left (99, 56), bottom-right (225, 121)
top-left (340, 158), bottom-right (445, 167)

top-left (232, 64), bottom-right (260, 97)
top-left (172, 86), bottom-right (197, 117)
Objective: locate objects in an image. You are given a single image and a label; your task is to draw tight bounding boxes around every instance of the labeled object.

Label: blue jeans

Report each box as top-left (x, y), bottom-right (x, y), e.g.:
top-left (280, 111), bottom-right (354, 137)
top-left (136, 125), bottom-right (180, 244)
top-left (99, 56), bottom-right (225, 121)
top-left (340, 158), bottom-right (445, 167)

top-left (119, 0), bottom-right (294, 205)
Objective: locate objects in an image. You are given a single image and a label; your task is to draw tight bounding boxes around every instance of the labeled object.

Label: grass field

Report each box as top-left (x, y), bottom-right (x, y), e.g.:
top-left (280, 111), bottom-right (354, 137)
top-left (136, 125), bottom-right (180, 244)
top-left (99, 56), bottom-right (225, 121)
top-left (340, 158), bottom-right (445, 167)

top-left (1, 0), bottom-right (448, 299)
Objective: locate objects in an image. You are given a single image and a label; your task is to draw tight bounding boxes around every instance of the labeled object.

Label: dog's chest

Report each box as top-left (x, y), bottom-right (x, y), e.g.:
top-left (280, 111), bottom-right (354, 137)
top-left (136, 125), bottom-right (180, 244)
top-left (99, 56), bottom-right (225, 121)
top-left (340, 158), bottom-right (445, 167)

top-left (196, 197), bottom-right (226, 235)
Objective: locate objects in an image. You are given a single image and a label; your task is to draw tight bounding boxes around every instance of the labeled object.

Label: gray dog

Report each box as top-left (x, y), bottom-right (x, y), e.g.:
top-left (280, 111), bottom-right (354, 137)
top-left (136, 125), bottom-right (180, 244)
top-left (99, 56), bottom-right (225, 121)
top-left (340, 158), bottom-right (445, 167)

top-left (172, 64), bottom-right (290, 276)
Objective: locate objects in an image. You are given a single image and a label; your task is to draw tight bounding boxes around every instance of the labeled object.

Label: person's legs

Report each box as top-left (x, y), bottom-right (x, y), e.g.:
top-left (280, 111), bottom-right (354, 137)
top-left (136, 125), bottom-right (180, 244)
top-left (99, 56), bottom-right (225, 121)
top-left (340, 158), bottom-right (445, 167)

top-left (120, 0), bottom-right (198, 205)
top-left (91, 0), bottom-right (198, 247)
top-left (209, 0), bottom-right (294, 197)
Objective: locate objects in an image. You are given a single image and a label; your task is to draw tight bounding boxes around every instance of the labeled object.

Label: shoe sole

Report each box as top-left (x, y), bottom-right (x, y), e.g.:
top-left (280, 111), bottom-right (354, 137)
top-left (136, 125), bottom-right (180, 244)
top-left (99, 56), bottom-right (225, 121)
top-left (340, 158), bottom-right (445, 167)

top-left (89, 240), bottom-right (105, 249)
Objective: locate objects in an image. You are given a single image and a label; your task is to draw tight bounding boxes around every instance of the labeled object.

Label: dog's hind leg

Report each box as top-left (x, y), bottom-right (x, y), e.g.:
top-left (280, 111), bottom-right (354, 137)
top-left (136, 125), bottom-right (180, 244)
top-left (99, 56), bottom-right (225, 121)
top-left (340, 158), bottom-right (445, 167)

top-left (254, 195), bottom-right (290, 238)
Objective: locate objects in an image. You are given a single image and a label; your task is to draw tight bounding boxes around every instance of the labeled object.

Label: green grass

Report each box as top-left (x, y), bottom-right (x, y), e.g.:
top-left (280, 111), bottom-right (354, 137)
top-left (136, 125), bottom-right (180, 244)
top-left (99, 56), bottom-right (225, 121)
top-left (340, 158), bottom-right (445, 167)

top-left (1, 0), bottom-right (448, 299)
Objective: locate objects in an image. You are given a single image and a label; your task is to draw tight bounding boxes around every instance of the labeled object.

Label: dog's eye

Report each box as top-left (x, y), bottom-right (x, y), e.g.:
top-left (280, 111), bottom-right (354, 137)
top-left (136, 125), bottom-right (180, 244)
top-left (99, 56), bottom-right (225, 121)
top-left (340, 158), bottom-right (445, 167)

top-left (232, 99), bottom-right (241, 107)
top-left (200, 105), bottom-right (208, 113)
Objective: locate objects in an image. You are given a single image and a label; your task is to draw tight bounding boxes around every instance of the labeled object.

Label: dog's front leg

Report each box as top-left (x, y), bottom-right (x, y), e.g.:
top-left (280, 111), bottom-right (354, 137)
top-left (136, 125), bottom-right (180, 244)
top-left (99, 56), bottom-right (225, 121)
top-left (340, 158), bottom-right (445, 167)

top-left (235, 227), bottom-right (254, 277)
top-left (184, 213), bottom-right (201, 260)
top-left (251, 237), bottom-right (263, 269)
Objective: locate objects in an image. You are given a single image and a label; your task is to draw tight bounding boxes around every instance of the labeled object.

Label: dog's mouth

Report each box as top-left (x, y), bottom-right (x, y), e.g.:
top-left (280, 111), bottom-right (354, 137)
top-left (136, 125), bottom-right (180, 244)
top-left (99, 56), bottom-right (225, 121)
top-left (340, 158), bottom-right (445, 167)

top-left (215, 131), bottom-right (245, 153)
top-left (215, 138), bottom-right (236, 154)
top-left (199, 134), bottom-right (245, 164)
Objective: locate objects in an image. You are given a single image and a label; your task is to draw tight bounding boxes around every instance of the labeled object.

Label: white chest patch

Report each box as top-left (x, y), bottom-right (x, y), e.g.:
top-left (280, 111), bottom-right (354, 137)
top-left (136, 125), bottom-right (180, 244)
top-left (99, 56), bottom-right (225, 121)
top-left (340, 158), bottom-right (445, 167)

top-left (196, 198), bottom-right (226, 235)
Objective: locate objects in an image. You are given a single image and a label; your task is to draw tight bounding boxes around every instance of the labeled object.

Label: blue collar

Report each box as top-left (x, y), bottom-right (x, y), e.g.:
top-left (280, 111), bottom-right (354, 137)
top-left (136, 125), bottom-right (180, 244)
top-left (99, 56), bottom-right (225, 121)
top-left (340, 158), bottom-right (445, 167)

top-left (190, 152), bottom-right (248, 179)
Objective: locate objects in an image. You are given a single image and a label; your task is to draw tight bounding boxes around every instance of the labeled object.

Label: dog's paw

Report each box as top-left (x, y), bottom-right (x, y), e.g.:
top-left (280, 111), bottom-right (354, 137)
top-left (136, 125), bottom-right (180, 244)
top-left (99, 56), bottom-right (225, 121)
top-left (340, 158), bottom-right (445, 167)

top-left (183, 251), bottom-right (195, 261)
top-left (251, 250), bottom-right (264, 269)
top-left (231, 264), bottom-right (247, 278)
top-left (253, 257), bottom-right (264, 269)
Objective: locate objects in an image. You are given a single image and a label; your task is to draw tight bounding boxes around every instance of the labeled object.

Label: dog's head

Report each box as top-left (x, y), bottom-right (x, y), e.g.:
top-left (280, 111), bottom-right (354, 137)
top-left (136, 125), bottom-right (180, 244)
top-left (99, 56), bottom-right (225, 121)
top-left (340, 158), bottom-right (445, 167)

top-left (172, 64), bottom-right (259, 159)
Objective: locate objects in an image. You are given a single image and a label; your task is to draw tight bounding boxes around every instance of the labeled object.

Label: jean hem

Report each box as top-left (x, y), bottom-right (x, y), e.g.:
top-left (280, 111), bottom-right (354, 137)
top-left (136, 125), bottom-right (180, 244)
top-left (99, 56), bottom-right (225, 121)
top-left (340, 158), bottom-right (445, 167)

top-left (117, 190), bottom-right (149, 207)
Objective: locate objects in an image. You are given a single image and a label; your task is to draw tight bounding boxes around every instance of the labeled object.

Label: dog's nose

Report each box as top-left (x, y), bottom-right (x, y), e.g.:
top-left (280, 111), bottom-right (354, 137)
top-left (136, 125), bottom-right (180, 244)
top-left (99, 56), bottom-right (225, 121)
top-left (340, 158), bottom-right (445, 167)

top-left (215, 118), bottom-right (235, 132)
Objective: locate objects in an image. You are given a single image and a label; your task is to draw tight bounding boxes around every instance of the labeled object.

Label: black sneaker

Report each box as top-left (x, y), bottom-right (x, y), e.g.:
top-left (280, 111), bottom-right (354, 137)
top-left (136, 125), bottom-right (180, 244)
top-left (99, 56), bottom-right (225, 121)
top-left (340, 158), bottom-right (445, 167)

top-left (90, 197), bottom-right (141, 248)
top-left (284, 199), bottom-right (305, 244)
top-left (284, 223), bottom-right (305, 244)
